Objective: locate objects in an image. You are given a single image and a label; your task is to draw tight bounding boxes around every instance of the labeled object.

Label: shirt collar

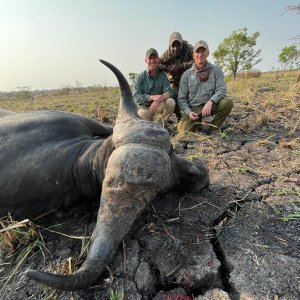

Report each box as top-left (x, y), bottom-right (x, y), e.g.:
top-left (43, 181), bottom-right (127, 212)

top-left (192, 61), bottom-right (211, 72)
top-left (147, 69), bottom-right (159, 78)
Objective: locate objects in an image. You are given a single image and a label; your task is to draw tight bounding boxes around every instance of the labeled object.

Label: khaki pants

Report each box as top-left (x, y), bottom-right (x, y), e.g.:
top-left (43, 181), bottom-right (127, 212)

top-left (138, 98), bottom-right (176, 122)
top-left (177, 98), bottom-right (233, 134)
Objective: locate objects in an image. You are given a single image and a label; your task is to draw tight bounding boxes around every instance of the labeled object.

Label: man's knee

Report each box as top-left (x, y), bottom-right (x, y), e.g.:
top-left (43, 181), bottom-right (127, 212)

top-left (165, 98), bottom-right (176, 110)
top-left (138, 108), bottom-right (153, 121)
top-left (219, 98), bottom-right (233, 112)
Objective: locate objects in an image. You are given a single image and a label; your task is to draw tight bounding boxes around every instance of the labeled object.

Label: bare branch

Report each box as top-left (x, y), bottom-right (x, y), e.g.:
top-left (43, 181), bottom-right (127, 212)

top-left (283, 4), bottom-right (300, 15)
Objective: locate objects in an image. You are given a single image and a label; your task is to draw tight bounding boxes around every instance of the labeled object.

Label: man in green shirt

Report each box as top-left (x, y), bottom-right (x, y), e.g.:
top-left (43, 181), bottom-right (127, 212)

top-left (159, 32), bottom-right (193, 120)
top-left (177, 40), bottom-right (233, 134)
top-left (134, 48), bottom-right (175, 123)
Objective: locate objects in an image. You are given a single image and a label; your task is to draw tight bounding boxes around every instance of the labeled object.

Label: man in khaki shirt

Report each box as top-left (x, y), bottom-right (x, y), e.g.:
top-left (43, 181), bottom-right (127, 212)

top-left (177, 40), bottom-right (233, 134)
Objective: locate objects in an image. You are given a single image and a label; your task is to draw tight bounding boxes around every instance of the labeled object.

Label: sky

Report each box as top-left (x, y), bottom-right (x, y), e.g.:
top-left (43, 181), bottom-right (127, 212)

top-left (0, 0), bottom-right (299, 92)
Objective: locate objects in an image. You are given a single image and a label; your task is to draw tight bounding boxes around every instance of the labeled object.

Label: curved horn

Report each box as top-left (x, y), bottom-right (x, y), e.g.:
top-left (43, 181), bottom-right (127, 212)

top-left (26, 143), bottom-right (171, 290)
top-left (26, 183), bottom-right (158, 290)
top-left (25, 208), bottom-right (121, 291)
top-left (99, 59), bottom-right (138, 118)
top-left (25, 61), bottom-right (165, 290)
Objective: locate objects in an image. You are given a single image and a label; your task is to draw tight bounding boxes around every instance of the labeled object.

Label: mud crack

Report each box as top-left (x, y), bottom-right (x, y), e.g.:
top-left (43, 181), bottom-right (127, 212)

top-left (210, 234), bottom-right (239, 300)
top-left (207, 188), bottom-right (262, 300)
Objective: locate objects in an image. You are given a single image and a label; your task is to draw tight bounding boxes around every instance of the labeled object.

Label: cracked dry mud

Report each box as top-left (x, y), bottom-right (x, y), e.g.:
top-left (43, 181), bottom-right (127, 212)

top-left (0, 112), bottom-right (299, 300)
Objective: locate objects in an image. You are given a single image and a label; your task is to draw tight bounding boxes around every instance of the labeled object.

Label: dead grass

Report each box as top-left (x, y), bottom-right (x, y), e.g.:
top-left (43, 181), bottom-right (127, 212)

top-left (0, 86), bottom-right (120, 122)
top-left (0, 216), bottom-right (39, 256)
top-left (227, 69), bottom-right (300, 135)
top-left (279, 138), bottom-right (300, 149)
top-left (0, 216), bottom-right (48, 292)
top-left (236, 70), bottom-right (262, 79)
top-left (1, 70), bottom-right (299, 136)
top-left (0, 213), bottom-right (91, 295)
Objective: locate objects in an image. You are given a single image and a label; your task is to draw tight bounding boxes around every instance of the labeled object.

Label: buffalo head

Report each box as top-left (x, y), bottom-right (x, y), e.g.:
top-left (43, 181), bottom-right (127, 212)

top-left (25, 60), bottom-right (209, 290)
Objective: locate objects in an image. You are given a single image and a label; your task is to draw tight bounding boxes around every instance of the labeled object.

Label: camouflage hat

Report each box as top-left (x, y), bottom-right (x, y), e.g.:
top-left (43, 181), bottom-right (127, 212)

top-left (193, 40), bottom-right (209, 52)
top-left (169, 32), bottom-right (183, 46)
top-left (145, 48), bottom-right (159, 58)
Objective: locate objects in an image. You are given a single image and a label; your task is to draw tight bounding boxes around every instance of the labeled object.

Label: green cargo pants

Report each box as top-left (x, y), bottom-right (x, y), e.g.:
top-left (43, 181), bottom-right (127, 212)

top-left (177, 98), bottom-right (233, 134)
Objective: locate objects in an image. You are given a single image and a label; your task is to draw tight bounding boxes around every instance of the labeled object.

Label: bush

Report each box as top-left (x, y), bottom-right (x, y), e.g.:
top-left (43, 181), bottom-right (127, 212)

top-left (237, 70), bottom-right (262, 79)
top-left (224, 74), bottom-right (233, 82)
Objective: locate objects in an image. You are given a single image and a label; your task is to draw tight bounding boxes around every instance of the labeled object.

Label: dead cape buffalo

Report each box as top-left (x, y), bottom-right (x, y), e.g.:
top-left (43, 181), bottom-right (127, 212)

top-left (0, 60), bottom-right (209, 291)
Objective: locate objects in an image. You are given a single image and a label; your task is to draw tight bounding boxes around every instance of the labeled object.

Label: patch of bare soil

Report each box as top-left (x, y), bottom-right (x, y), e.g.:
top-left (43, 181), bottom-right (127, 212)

top-left (1, 109), bottom-right (300, 299)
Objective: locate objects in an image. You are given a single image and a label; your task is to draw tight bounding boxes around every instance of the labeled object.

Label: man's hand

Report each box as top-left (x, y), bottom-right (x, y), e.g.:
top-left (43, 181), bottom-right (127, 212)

top-left (150, 95), bottom-right (165, 103)
top-left (202, 100), bottom-right (213, 117)
top-left (168, 64), bottom-right (182, 76)
top-left (188, 112), bottom-right (199, 120)
top-left (150, 101), bottom-right (160, 111)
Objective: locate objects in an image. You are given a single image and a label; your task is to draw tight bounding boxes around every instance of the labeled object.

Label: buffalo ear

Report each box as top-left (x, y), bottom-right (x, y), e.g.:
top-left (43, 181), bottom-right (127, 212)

top-left (189, 165), bottom-right (202, 176)
top-left (189, 163), bottom-right (210, 184)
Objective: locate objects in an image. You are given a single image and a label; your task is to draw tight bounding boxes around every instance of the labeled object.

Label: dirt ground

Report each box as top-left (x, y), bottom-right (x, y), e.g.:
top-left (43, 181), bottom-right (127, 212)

top-left (0, 78), bottom-right (300, 299)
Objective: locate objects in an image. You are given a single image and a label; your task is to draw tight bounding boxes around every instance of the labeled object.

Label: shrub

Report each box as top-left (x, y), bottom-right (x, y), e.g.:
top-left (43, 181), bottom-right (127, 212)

top-left (237, 70), bottom-right (262, 79)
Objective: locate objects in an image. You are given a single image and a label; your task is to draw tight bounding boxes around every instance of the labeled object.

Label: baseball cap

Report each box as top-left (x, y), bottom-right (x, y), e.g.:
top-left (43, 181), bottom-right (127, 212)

top-left (169, 32), bottom-right (183, 46)
top-left (145, 48), bottom-right (159, 58)
top-left (193, 40), bottom-right (209, 52)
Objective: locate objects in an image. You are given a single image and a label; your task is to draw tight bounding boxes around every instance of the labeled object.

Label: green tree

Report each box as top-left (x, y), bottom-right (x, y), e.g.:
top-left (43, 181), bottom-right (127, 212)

top-left (213, 28), bottom-right (262, 78)
top-left (278, 45), bottom-right (300, 70)
top-left (128, 72), bottom-right (137, 87)
top-left (16, 86), bottom-right (32, 100)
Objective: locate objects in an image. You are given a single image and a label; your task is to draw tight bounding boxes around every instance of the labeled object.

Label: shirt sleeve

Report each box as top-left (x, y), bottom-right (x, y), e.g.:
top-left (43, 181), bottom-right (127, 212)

top-left (182, 61), bottom-right (193, 72)
top-left (182, 44), bottom-right (194, 72)
top-left (159, 50), bottom-right (168, 64)
top-left (133, 73), bottom-right (149, 106)
top-left (178, 71), bottom-right (192, 115)
top-left (158, 50), bottom-right (170, 71)
top-left (210, 66), bottom-right (227, 103)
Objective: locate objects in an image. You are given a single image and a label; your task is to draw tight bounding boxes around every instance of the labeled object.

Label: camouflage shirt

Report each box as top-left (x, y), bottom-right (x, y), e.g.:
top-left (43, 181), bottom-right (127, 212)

top-left (159, 40), bottom-right (193, 85)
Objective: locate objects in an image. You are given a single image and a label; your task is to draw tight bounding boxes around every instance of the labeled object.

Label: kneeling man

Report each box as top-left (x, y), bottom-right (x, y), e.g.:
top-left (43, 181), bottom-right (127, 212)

top-left (177, 40), bottom-right (233, 134)
top-left (134, 48), bottom-right (175, 123)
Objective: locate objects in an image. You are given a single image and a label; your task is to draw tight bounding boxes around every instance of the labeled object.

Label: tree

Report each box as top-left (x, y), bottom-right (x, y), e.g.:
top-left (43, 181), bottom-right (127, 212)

top-left (278, 45), bottom-right (300, 70)
top-left (284, 4), bottom-right (300, 14)
top-left (16, 86), bottom-right (32, 100)
top-left (128, 72), bottom-right (137, 87)
top-left (284, 4), bottom-right (300, 43)
top-left (213, 28), bottom-right (262, 78)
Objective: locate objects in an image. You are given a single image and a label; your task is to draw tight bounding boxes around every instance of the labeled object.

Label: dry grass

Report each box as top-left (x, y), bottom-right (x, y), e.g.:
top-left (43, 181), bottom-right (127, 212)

top-left (0, 216), bottom-right (48, 292)
top-left (0, 213), bottom-right (91, 295)
top-left (0, 86), bottom-right (120, 121)
top-left (236, 70), bottom-right (262, 79)
top-left (227, 69), bottom-right (300, 135)
top-left (1, 70), bottom-right (299, 135)
top-left (0, 216), bottom-right (40, 256)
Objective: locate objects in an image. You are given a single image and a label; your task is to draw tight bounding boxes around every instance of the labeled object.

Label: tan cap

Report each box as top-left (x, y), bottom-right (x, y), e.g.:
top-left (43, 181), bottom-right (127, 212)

top-left (169, 32), bottom-right (183, 46)
top-left (193, 40), bottom-right (209, 52)
top-left (145, 48), bottom-right (159, 58)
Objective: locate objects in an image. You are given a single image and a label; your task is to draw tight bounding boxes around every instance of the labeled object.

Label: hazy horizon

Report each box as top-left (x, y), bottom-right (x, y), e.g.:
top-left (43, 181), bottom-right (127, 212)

top-left (1, 0), bottom-right (299, 92)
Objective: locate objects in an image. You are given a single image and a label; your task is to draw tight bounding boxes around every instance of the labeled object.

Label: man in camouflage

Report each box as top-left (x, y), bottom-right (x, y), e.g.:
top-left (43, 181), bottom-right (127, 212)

top-left (159, 32), bottom-right (193, 120)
